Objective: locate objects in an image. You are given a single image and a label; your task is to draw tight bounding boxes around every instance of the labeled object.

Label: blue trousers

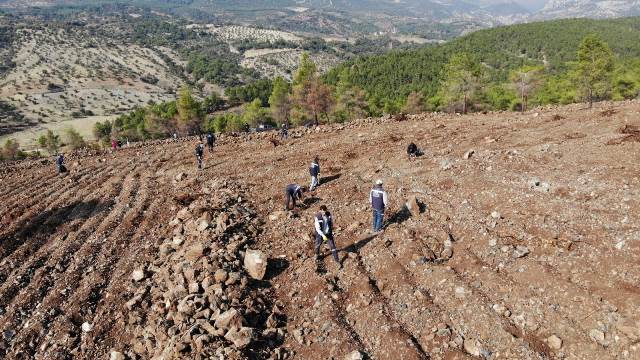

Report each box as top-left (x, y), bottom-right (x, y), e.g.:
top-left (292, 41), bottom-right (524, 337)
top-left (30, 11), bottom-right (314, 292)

top-left (372, 210), bottom-right (384, 231)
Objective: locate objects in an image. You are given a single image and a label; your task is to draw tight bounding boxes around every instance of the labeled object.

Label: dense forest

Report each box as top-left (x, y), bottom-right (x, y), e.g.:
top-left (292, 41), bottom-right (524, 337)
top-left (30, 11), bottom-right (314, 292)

top-left (325, 17), bottom-right (640, 110)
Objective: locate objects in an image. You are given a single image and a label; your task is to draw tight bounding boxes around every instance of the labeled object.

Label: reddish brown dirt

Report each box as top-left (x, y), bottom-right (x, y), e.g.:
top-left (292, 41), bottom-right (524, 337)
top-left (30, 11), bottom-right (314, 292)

top-left (1, 100), bottom-right (639, 359)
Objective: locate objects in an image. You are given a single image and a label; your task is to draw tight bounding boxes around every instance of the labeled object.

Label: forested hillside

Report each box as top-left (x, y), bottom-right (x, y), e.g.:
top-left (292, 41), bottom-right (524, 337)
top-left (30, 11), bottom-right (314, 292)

top-left (326, 17), bottom-right (640, 107)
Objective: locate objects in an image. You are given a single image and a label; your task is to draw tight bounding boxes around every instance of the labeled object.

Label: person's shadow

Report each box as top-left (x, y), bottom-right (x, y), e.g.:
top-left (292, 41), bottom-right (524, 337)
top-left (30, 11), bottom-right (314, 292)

top-left (319, 173), bottom-right (341, 185)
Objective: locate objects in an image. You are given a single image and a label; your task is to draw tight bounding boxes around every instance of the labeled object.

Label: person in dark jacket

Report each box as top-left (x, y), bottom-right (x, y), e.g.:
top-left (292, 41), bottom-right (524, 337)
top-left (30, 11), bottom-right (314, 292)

top-left (314, 205), bottom-right (340, 267)
top-left (206, 132), bottom-right (215, 152)
top-left (309, 156), bottom-right (320, 190)
top-left (195, 141), bottom-right (205, 169)
top-left (407, 142), bottom-right (418, 160)
top-left (56, 153), bottom-right (65, 174)
top-left (370, 179), bottom-right (388, 232)
top-left (284, 184), bottom-right (303, 210)
top-left (280, 123), bottom-right (289, 139)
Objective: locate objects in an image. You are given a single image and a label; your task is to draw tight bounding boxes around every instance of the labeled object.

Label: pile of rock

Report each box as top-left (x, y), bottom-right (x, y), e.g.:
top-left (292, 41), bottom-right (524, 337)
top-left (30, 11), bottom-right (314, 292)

top-left (119, 180), bottom-right (289, 359)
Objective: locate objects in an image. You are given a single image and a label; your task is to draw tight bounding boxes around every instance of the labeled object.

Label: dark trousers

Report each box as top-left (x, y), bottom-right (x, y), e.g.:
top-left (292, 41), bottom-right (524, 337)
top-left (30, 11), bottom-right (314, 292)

top-left (207, 143), bottom-right (214, 152)
top-left (196, 155), bottom-right (203, 169)
top-left (284, 192), bottom-right (296, 210)
top-left (315, 233), bottom-right (339, 263)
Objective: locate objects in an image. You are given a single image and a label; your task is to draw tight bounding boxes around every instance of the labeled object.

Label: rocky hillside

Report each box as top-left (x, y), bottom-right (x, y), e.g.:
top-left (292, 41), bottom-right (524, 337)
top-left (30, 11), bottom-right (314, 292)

top-left (1, 100), bottom-right (639, 359)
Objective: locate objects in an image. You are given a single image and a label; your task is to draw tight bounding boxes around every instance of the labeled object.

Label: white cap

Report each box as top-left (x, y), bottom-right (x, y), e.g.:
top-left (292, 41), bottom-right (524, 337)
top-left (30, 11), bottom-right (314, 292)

top-left (376, 179), bottom-right (383, 185)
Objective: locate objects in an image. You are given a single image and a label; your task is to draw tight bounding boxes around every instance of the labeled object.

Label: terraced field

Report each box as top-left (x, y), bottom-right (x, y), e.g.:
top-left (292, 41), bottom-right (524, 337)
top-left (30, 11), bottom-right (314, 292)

top-left (0, 101), bottom-right (639, 359)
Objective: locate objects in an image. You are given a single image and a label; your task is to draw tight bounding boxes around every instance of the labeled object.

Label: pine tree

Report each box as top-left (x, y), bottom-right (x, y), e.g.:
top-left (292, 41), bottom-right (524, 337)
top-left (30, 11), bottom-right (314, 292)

top-left (439, 54), bottom-right (482, 114)
top-left (402, 91), bottom-right (425, 114)
top-left (37, 130), bottom-right (60, 155)
top-left (269, 76), bottom-right (291, 126)
top-left (293, 52), bottom-right (317, 87)
top-left (510, 66), bottom-right (542, 112)
top-left (176, 87), bottom-right (202, 134)
top-left (577, 35), bottom-right (614, 108)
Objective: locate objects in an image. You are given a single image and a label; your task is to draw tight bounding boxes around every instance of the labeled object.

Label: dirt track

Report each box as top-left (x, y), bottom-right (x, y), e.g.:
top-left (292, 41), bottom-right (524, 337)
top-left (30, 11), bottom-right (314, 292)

top-left (1, 101), bottom-right (639, 359)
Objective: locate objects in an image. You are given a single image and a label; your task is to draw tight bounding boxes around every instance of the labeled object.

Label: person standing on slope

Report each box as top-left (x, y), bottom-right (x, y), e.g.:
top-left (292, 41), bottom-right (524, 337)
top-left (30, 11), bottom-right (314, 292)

top-left (284, 183), bottom-right (303, 210)
top-left (314, 205), bottom-right (340, 267)
top-left (206, 132), bottom-right (215, 153)
top-left (195, 141), bottom-right (205, 170)
top-left (309, 156), bottom-right (320, 191)
top-left (280, 123), bottom-right (288, 140)
top-left (56, 153), bottom-right (65, 175)
top-left (370, 179), bottom-right (388, 232)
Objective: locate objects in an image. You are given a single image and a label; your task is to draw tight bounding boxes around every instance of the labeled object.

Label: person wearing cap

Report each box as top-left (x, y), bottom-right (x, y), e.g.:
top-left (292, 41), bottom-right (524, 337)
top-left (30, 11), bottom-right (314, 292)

top-left (284, 183), bottom-right (303, 210)
top-left (309, 156), bottom-right (320, 191)
top-left (370, 179), bottom-right (388, 232)
top-left (314, 205), bottom-right (340, 267)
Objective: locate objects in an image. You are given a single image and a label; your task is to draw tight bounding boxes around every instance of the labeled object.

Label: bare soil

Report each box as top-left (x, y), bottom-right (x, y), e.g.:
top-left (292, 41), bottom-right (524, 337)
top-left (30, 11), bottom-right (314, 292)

top-left (1, 100), bottom-right (639, 359)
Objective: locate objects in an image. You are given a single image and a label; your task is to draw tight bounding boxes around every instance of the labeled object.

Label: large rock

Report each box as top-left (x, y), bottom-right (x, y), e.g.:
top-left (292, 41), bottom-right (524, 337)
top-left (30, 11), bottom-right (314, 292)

top-left (244, 249), bottom-right (268, 280)
top-left (547, 335), bottom-right (562, 350)
top-left (405, 195), bottom-right (422, 217)
top-left (131, 268), bottom-right (145, 282)
top-left (224, 326), bottom-right (255, 348)
top-left (215, 309), bottom-right (244, 331)
top-left (344, 350), bottom-right (364, 360)
top-left (463, 338), bottom-right (481, 356)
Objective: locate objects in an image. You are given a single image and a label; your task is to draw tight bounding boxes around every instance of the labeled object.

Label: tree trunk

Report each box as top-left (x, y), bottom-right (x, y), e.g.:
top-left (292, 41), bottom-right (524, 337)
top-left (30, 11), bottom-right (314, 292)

top-left (463, 94), bottom-right (468, 114)
top-left (314, 113), bottom-right (319, 127)
top-left (589, 88), bottom-right (593, 108)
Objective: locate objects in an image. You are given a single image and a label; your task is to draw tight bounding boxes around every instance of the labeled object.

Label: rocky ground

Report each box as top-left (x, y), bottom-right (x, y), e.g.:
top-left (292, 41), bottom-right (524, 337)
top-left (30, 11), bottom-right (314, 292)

top-left (0, 101), bottom-right (639, 359)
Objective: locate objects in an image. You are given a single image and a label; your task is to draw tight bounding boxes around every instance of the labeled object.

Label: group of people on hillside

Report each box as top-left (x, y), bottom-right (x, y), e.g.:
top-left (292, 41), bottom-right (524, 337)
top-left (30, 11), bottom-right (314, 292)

top-left (284, 156), bottom-right (390, 270)
top-left (195, 132), bottom-right (216, 170)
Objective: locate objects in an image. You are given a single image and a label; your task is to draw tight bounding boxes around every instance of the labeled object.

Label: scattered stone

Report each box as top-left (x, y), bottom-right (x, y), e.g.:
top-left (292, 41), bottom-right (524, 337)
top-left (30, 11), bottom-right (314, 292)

top-left (81, 322), bottom-right (93, 333)
top-left (463, 338), bottom-right (481, 356)
top-left (196, 219), bottom-right (210, 232)
top-left (215, 309), bottom-right (244, 331)
top-left (344, 350), bottom-right (364, 360)
top-left (110, 351), bottom-right (125, 360)
top-left (440, 159), bottom-right (454, 171)
top-left (224, 327), bottom-right (255, 348)
top-left (405, 195), bottom-right (422, 217)
top-left (512, 246), bottom-right (530, 258)
top-left (214, 269), bottom-right (229, 284)
top-left (454, 287), bottom-right (466, 299)
top-left (175, 172), bottom-right (186, 181)
top-left (3, 329), bottom-right (15, 341)
top-left (492, 304), bottom-right (506, 314)
top-left (172, 236), bottom-right (184, 246)
top-left (131, 268), bottom-right (145, 282)
top-left (184, 244), bottom-right (204, 262)
top-left (463, 149), bottom-right (475, 159)
top-left (491, 211), bottom-right (501, 219)
top-left (244, 249), bottom-right (268, 280)
top-left (589, 329), bottom-right (606, 344)
top-left (547, 335), bottom-right (562, 350)
top-left (293, 328), bottom-right (305, 345)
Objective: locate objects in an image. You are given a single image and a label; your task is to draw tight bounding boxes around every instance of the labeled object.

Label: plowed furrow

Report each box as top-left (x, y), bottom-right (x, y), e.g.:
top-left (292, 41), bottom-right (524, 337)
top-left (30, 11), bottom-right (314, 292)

top-left (332, 236), bottom-right (429, 360)
top-left (0, 168), bottom-right (140, 359)
top-left (25, 172), bottom-right (146, 359)
top-left (0, 174), bottom-right (122, 313)
top-left (0, 162), bottom-right (112, 229)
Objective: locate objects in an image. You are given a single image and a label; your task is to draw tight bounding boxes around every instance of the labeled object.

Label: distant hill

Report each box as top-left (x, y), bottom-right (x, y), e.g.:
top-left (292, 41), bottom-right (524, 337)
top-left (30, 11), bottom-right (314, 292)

top-left (325, 16), bottom-right (640, 102)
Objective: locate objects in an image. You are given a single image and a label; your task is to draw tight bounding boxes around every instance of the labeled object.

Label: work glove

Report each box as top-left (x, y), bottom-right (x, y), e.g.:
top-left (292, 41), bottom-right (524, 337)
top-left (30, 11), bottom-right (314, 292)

top-left (322, 235), bottom-right (328, 242)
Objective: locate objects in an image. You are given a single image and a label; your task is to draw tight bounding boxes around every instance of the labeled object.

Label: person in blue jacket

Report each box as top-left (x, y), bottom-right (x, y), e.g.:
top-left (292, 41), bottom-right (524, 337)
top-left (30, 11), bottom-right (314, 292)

top-left (309, 156), bottom-right (320, 191)
top-left (284, 184), bottom-right (303, 210)
top-left (314, 205), bottom-right (340, 267)
top-left (370, 179), bottom-right (388, 232)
